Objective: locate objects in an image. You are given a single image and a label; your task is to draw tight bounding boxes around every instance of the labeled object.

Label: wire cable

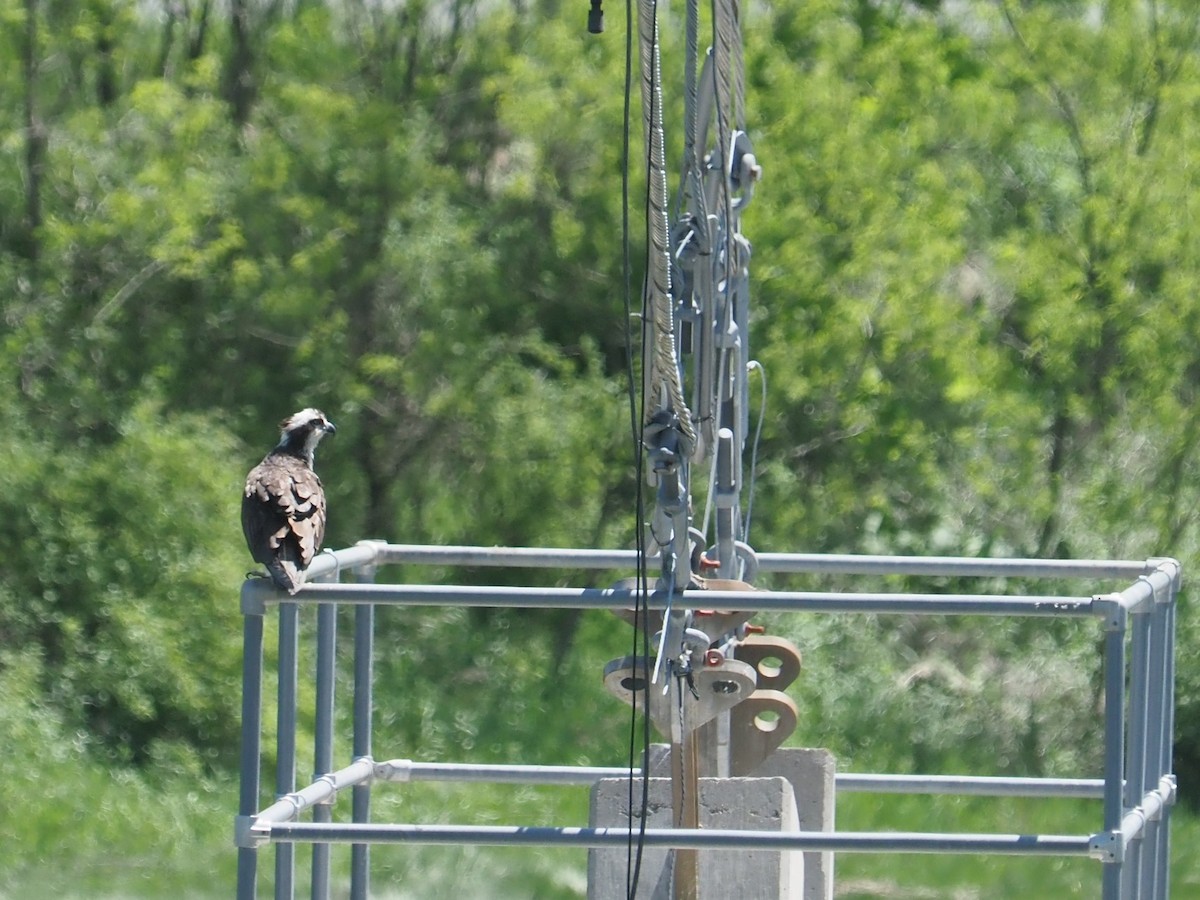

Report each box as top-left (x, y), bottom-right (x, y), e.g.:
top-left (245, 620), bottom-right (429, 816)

top-left (621, 0), bottom-right (652, 895)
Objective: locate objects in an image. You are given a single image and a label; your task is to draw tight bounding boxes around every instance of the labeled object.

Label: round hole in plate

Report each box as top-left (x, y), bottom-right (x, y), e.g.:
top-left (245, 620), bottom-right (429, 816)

top-left (621, 676), bottom-right (648, 692)
top-left (754, 709), bottom-right (781, 732)
top-left (711, 680), bottom-right (739, 695)
top-left (757, 655), bottom-right (783, 679)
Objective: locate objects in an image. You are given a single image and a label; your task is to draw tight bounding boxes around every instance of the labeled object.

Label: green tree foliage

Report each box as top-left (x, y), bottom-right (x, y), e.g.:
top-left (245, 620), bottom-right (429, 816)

top-left (738, 0), bottom-right (1200, 786)
top-left (0, 399), bottom-right (246, 769)
top-left (1, 0), bottom-right (1199, 850)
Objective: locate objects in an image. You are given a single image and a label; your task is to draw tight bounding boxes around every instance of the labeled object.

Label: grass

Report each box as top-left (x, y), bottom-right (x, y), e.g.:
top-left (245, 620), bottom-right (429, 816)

top-left (832, 790), bottom-right (1200, 898)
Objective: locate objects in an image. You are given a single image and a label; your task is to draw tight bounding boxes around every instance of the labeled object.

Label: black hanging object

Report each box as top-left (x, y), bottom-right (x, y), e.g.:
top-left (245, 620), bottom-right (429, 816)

top-left (587, 0), bottom-right (604, 34)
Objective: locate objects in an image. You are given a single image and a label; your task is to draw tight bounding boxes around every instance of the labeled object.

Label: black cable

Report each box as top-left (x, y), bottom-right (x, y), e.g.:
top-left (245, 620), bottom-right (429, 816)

top-left (620, 0), bottom-right (652, 895)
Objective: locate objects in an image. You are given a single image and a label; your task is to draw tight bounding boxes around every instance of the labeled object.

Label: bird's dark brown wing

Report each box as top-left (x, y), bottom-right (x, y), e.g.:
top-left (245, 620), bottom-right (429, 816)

top-left (242, 453), bottom-right (327, 593)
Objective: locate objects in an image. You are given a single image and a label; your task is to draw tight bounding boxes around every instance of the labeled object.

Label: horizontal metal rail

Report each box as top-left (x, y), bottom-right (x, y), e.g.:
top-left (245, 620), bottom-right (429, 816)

top-left (244, 579), bottom-right (1099, 617)
top-left (755, 553), bottom-right (1152, 580)
top-left (835, 773), bottom-right (1106, 799)
top-left (303, 542), bottom-right (386, 581)
top-left (376, 544), bottom-right (638, 570)
top-left (257, 821), bottom-right (1096, 856)
top-left (370, 759), bottom-right (1105, 798)
top-left (375, 759), bottom-right (633, 785)
top-left (321, 541), bottom-right (1157, 582)
top-left (239, 759), bottom-right (1111, 849)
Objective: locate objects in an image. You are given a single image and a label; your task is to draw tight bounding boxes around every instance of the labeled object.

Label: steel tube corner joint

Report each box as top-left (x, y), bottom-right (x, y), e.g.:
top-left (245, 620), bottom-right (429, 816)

top-left (235, 814), bottom-right (271, 849)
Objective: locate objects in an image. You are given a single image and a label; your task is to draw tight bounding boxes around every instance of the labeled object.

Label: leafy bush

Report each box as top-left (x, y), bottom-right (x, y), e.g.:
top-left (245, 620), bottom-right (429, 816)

top-left (0, 400), bottom-right (247, 770)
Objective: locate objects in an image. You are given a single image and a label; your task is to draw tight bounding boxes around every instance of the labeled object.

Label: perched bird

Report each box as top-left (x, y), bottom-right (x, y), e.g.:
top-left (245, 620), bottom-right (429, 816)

top-left (242, 408), bottom-right (336, 594)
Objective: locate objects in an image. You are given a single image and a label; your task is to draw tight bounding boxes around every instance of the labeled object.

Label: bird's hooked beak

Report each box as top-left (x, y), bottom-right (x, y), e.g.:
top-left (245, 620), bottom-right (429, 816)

top-left (323, 420), bottom-right (337, 435)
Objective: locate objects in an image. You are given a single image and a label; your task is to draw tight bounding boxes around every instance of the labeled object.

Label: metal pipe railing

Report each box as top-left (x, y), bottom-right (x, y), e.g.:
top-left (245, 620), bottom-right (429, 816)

top-left (235, 547), bottom-right (1178, 900)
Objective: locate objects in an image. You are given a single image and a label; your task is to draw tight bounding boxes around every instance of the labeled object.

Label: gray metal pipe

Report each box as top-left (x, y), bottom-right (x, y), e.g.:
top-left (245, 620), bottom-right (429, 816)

top-left (1115, 565), bottom-right (1178, 614)
top-left (369, 760), bottom-right (1105, 799)
top-left (265, 582), bottom-right (1098, 618)
top-left (298, 542), bottom-right (1157, 582)
top-left (311, 600), bottom-right (338, 898)
top-left (275, 603), bottom-right (300, 900)
top-left (350, 574), bottom-right (375, 900)
top-left (756, 553), bottom-right (1149, 580)
top-left (834, 773), bottom-right (1105, 799)
top-left (1119, 776), bottom-right (1177, 845)
top-left (261, 822), bottom-right (1094, 856)
top-left (255, 758), bottom-right (377, 826)
top-left (1101, 602), bottom-right (1128, 900)
top-left (236, 611), bottom-right (265, 900)
top-left (374, 760), bottom-right (635, 785)
top-left (304, 541), bottom-right (386, 581)
top-left (378, 543), bottom-right (637, 570)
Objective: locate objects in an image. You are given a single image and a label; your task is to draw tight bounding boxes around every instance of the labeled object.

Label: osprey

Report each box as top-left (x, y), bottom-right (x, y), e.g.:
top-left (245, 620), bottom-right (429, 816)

top-left (242, 408), bottom-right (336, 594)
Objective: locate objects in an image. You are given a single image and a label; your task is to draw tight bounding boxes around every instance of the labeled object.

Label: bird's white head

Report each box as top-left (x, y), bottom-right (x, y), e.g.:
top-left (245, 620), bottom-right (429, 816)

top-left (277, 408), bottom-right (337, 462)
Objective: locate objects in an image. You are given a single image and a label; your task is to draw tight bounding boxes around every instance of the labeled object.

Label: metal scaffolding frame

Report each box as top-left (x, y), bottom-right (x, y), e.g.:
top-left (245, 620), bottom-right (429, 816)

top-left (234, 541), bottom-right (1178, 900)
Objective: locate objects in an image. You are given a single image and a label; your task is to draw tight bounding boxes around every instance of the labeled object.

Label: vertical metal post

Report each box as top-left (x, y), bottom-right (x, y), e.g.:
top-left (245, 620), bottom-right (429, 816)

top-left (350, 566), bottom-right (376, 900)
top-left (1101, 602), bottom-right (1127, 900)
top-left (310, 599), bottom-right (337, 900)
top-left (1157, 598), bottom-right (1177, 900)
top-left (1123, 609), bottom-right (1150, 897)
top-left (1127, 611), bottom-right (1150, 802)
top-left (276, 602), bottom-right (300, 900)
top-left (237, 604), bottom-right (266, 900)
top-left (1145, 581), bottom-right (1174, 900)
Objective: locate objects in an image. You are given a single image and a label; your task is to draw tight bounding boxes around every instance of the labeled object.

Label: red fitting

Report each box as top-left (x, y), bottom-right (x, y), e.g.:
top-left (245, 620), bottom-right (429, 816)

top-left (704, 649), bottom-right (725, 666)
top-left (743, 623), bottom-right (766, 636)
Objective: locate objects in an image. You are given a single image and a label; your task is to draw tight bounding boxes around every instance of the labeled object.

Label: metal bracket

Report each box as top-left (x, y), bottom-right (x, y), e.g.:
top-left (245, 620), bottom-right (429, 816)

top-left (373, 758), bottom-right (413, 783)
top-left (1091, 593), bottom-right (1126, 632)
top-left (1146, 557), bottom-right (1183, 600)
top-left (602, 655), bottom-right (757, 738)
top-left (312, 772), bottom-right (339, 806)
top-left (240, 578), bottom-right (270, 616)
top-left (645, 408), bottom-right (693, 476)
top-left (235, 815), bottom-right (270, 849)
top-left (1088, 829), bottom-right (1123, 863)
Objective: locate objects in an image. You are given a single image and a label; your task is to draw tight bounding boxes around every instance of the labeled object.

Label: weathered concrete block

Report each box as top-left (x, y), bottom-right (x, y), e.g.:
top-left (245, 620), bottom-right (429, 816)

top-left (632, 744), bottom-right (835, 900)
top-left (749, 748), bottom-right (836, 900)
top-left (588, 776), bottom-right (803, 899)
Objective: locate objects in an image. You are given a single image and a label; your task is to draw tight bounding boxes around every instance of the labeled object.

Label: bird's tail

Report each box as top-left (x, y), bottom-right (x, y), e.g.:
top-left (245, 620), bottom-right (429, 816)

top-left (266, 555), bottom-right (305, 595)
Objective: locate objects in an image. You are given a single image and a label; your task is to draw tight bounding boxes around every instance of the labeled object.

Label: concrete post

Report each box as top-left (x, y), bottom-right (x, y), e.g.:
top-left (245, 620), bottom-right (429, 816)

top-left (588, 776), bottom-right (803, 899)
top-left (749, 748), bottom-right (836, 900)
top-left (588, 745), bottom-right (835, 900)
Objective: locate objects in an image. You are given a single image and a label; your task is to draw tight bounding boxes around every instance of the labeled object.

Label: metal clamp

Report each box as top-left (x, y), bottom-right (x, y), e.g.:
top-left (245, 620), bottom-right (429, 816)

top-left (1088, 829), bottom-right (1123, 863)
